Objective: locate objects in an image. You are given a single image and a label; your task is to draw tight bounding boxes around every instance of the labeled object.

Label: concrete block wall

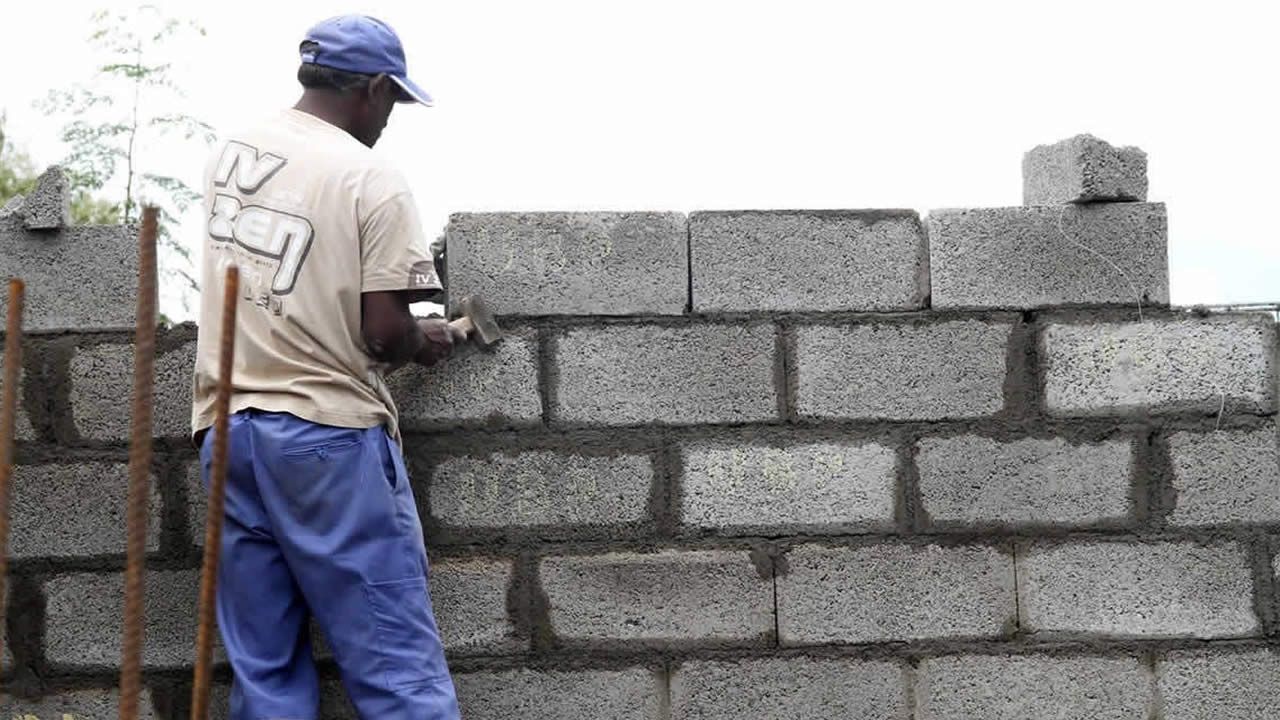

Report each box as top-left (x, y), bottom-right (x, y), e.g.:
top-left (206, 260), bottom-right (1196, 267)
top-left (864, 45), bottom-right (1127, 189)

top-left (3, 141), bottom-right (1280, 718)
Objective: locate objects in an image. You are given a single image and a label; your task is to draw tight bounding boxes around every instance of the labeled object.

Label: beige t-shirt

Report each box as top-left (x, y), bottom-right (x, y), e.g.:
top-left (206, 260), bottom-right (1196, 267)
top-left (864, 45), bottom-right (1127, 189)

top-left (190, 108), bottom-right (441, 443)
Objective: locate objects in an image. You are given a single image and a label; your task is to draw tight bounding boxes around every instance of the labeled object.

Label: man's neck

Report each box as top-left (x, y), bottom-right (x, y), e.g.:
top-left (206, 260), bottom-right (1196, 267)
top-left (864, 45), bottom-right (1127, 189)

top-left (293, 93), bottom-right (354, 137)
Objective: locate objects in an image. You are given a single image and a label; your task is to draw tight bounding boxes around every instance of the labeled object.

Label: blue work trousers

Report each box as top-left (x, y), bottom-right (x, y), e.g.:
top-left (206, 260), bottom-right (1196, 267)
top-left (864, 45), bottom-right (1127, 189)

top-left (198, 409), bottom-right (460, 719)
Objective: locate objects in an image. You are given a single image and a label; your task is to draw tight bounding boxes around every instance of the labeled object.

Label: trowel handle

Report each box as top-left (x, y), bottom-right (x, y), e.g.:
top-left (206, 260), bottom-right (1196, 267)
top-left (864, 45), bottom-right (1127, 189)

top-left (449, 315), bottom-right (475, 337)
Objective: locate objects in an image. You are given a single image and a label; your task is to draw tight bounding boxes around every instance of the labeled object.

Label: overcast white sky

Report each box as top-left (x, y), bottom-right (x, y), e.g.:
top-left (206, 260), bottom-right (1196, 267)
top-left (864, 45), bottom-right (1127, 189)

top-left (3, 0), bottom-right (1277, 321)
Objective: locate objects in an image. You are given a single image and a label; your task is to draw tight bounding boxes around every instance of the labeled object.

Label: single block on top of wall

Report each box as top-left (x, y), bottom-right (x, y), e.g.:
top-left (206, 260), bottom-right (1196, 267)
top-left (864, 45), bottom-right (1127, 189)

top-left (926, 202), bottom-right (1168, 309)
top-left (443, 212), bottom-right (688, 316)
top-left (1023, 134), bottom-right (1148, 205)
top-left (689, 210), bottom-right (928, 313)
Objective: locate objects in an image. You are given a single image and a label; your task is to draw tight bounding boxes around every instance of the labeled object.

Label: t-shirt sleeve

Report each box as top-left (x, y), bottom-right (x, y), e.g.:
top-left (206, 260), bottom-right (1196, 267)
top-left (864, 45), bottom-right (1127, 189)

top-left (358, 169), bottom-right (441, 296)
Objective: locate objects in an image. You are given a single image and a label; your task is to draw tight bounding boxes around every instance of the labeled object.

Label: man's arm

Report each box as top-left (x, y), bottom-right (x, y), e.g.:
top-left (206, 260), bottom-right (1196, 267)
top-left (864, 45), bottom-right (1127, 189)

top-left (361, 289), bottom-right (462, 368)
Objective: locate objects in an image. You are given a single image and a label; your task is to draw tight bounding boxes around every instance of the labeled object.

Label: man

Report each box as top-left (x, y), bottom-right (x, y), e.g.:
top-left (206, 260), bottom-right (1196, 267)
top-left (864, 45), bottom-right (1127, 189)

top-left (190, 15), bottom-right (464, 719)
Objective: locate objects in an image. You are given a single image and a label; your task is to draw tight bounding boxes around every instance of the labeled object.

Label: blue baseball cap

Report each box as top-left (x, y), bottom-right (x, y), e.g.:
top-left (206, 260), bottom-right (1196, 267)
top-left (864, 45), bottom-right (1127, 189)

top-left (300, 15), bottom-right (432, 106)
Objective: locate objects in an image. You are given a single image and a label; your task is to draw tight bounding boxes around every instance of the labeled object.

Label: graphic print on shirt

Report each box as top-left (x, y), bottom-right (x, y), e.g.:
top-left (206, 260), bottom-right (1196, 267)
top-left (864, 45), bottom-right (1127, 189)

top-left (207, 141), bottom-right (315, 311)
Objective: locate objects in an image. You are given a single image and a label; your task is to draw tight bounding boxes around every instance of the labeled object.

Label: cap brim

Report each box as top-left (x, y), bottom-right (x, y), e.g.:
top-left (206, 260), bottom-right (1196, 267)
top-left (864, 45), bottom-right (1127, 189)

top-left (390, 74), bottom-right (433, 106)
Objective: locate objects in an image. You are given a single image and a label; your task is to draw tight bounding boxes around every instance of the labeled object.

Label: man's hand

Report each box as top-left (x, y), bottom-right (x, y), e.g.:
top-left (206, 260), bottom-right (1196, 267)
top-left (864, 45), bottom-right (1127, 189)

top-left (413, 317), bottom-right (467, 367)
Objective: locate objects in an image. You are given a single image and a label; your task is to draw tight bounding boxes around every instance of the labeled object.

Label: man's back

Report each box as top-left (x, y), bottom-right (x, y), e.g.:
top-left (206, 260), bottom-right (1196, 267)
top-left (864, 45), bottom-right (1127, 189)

top-left (190, 107), bottom-right (436, 442)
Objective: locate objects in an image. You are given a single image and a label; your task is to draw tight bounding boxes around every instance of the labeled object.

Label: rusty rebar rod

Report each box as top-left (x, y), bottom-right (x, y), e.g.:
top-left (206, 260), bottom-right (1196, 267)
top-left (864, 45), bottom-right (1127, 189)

top-left (0, 278), bottom-right (25, 664)
top-left (119, 206), bottom-right (158, 720)
top-left (190, 264), bottom-right (239, 719)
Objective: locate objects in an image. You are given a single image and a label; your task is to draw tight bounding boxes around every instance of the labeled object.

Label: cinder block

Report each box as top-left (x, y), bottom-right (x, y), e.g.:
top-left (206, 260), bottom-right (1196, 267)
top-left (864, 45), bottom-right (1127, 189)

top-left (777, 543), bottom-right (1015, 644)
top-left (1017, 541), bottom-right (1257, 638)
top-left (70, 340), bottom-right (196, 440)
top-left (671, 658), bottom-right (909, 720)
top-left (0, 344), bottom-right (33, 440)
top-left (389, 331), bottom-right (542, 430)
top-left (456, 668), bottom-right (662, 720)
top-left (916, 654), bottom-right (1152, 720)
top-left (430, 557), bottom-right (522, 655)
top-left (553, 323), bottom-right (778, 426)
top-left (11, 462), bottom-right (161, 559)
top-left (187, 460), bottom-right (207, 547)
top-left (689, 210), bottom-right (928, 312)
top-left (20, 165), bottom-right (72, 230)
top-left (1042, 317), bottom-right (1276, 417)
top-left (796, 320), bottom-right (1011, 421)
top-left (429, 450), bottom-right (653, 530)
top-left (1167, 425), bottom-right (1280, 525)
top-left (1023, 134), bottom-right (1148, 205)
top-left (445, 212), bottom-right (687, 316)
top-left (679, 440), bottom-right (897, 534)
top-left (0, 219), bottom-right (138, 332)
top-left (916, 436), bottom-right (1132, 526)
top-left (539, 550), bottom-right (773, 645)
top-left (927, 203), bottom-right (1168, 309)
top-left (44, 570), bottom-right (208, 668)
top-left (1159, 650), bottom-right (1280, 720)
top-left (0, 689), bottom-right (157, 718)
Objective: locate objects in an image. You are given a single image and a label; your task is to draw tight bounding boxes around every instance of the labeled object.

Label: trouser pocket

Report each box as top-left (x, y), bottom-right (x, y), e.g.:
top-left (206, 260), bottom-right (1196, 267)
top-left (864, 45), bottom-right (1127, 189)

top-left (362, 575), bottom-right (449, 691)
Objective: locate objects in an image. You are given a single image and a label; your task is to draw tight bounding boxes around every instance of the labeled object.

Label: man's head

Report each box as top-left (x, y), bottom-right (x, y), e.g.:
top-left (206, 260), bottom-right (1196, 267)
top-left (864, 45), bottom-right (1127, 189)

top-left (295, 15), bottom-right (430, 147)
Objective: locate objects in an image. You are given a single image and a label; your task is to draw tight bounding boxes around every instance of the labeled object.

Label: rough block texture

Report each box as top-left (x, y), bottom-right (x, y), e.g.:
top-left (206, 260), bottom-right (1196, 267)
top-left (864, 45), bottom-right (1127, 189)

top-left (21, 166), bottom-right (71, 230)
top-left (777, 543), bottom-right (1016, 644)
top-left (429, 450), bottom-right (653, 530)
top-left (44, 570), bottom-right (204, 668)
top-left (540, 550), bottom-right (774, 645)
top-left (0, 344), bottom-right (33, 440)
top-left (796, 320), bottom-right (1011, 420)
top-left (71, 340), bottom-right (196, 440)
top-left (679, 440), bottom-right (897, 533)
top-left (916, 436), bottom-right (1132, 526)
top-left (1042, 317), bottom-right (1277, 417)
top-left (389, 331), bottom-right (542, 430)
top-left (430, 557), bottom-right (522, 655)
top-left (11, 462), bottom-right (160, 558)
top-left (0, 689), bottom-right (157, 718)
top-left (1023, 134), bottom-right (1149, 205)
top-left (916, 654), bottom-right (1152, 720)
top-left (1167, 424), bottom-right (1280, 525)
top-left (1159, 650), bottom-right (1280, 720)
top-left (670, 657), bottom-right (909, 720)
top-left (445, 212), bottom-right (687, 316)
top-left (553, 323), bottom-right (778, 425)
top-left (689, 210), bottom-right (928, 312)
top-left (455, 668), bottom-right (662, 720)
top-left (0, 219), bottom-right (139, 332)
top-left (1017, 542), bottom-right (1257, 638)
top-left (927, 203), bottom-right (1168, 309)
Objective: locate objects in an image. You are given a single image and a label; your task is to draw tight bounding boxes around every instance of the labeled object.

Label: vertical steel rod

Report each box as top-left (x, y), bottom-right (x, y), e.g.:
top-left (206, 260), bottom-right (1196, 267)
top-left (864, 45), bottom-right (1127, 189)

top-left (0, 278), bottom-right (25, 664)
top-left (190, 264), bottom-right (238, 719)
top-left (119, 206), bottom-right (158, 720)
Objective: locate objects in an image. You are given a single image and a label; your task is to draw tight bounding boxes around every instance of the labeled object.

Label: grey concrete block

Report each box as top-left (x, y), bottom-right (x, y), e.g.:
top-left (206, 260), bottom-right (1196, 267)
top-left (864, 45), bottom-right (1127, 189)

top-left (455, 667), bottom-right (663, 720)
top-left (0, 689), bottom-right (158, 718)
top-left (553, 323), bottom-right (778, 425)
top-left (0, 343), bottom-right (33, 440)
top-left (11, 462), bottom-right (161, 559)
top-left (0, 219), bottom-right (138, 332)
top-left (1167, 424), bottom-right (1280, 525)
top-left (1023, 134), bottom-right (1148, 205)
top-left (1159, 650), bottom-right (1280, 720)
top-left (1017, 541), bottom-right (1257, 638)
top-left (187, 460), bottom-right (207, 548)
top-left (1042, 316), bottom-right (1276, 417)
top-left (671, 657), bottom-right (909, 720)
top-left (70, 340), bottom-right (196, 440)
top-left (44, 570), bottom-right (210, 668)
top-left (927, 203), bottom-right (1168, 309)
top-left (389, 330), bottom-right (542, 430)
top-left (429, 450), bottom-right (653, 530)
top-left (916, 654), bottom-right (1152, 720)
top-left (777, 543), bottom-right (1015, 644)
top-left (689, 210), bottom-right (927, 312)
top-left (540, 550), bottom-right (774, 645)
top-left (21, 165), bottom-right (72, 230)
top-left (917, 436), bottom-right (1133, 526)
top-left (445, 212), bottom-right (687, 316)
top-left (679, 440), bottom-right (897, 534)
top-left (430, 557), bottom-right (522, 655)
top-left (796, 320), bottom-right (1011, 421)
top-left (0, 194), bottom-right (23, 219)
